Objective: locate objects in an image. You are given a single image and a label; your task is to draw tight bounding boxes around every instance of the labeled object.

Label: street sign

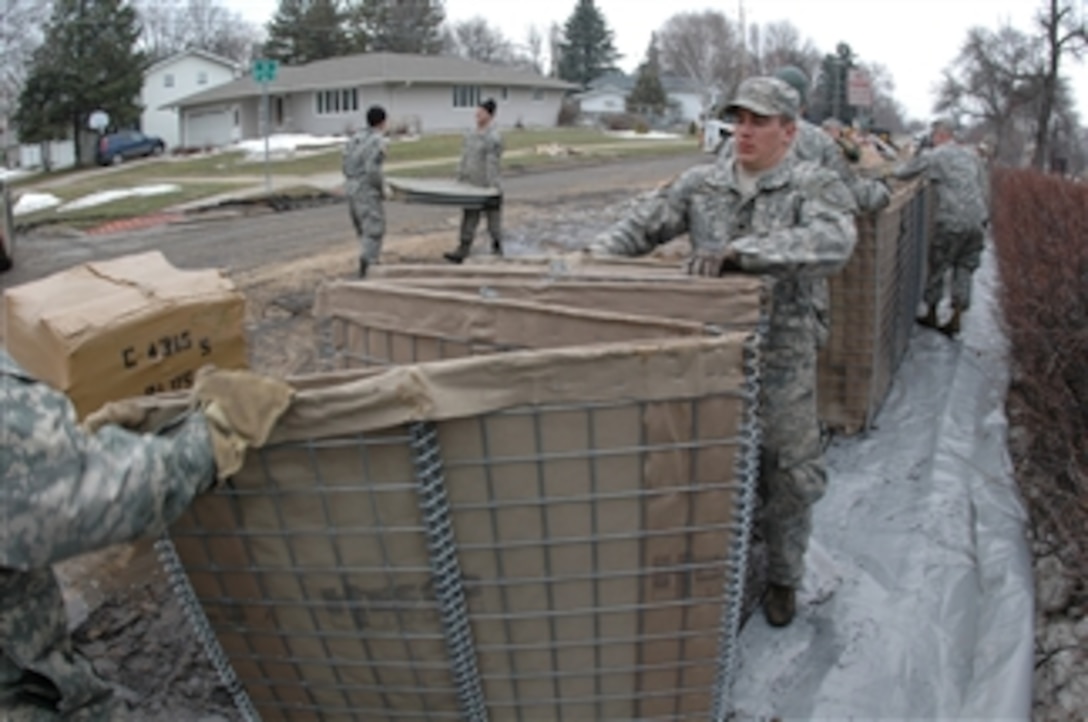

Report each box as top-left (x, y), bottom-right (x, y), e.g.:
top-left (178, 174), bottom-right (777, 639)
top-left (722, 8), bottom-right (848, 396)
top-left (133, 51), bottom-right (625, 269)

top-left (252, 58), bottom-right (279, 84)
top-left (847, 69), bottom-right (874, 107)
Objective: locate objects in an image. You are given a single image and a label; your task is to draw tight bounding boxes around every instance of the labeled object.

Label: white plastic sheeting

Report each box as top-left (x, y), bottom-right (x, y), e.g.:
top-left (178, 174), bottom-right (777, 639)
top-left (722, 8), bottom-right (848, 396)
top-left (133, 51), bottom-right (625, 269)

top-left (731, 245), bottom-right (1034, 720)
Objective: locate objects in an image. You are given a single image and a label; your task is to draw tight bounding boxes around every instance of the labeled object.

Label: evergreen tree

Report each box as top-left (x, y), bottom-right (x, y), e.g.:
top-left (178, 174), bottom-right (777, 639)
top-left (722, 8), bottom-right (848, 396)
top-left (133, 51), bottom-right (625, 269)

top-left (557, 0), bottom-right (620, 88)
top-left (14, 0), bottom-right (144, 165)
top-left (264, 0), bottom-right (349, 65)
top-left (626, 34), bottom-right (667, 116)
top-left (350, 0), bottom-right (446, 54)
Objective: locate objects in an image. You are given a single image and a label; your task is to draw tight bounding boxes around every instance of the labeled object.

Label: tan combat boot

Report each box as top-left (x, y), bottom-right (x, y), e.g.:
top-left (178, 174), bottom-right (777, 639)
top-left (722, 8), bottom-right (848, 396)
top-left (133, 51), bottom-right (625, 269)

top-left (764, 583), bottom-right (796, 627)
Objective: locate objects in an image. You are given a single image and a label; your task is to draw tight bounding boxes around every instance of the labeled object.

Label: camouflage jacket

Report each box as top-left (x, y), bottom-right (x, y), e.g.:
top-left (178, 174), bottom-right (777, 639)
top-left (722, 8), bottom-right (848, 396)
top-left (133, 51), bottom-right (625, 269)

top-left (342, 128), bottom-right (386, 195)
top-left (892, 143), bottom-right (989, 232)
top-left (721, 120), bottom-right (890, 213)
top-left (590, 157), bottom-right (858, 351)
top-left (0, 350), bottom-right (216, 571)
top-left (458, 126), bottom-right (503, 190)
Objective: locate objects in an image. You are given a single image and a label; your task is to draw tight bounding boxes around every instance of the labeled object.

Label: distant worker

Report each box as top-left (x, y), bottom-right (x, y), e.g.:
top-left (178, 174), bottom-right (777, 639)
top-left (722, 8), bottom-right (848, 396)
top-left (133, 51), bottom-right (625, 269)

top-left (445, 98), bottom-right (503, 263)
top-left (343, 105), bottom-right (389, 278)
top-left (589, 77), bottom-right (858, 628)
top-left (820, 117), bottom-right (861, 163)
top-left (0, 350), bottom-right (292, 719)
top-left (891, 118), bottom-right (990, 337)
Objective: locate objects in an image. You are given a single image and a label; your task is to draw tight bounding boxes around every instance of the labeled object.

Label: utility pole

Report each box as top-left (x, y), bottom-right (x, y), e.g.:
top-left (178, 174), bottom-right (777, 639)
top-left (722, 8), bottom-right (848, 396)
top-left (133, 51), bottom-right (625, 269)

top-left (738, 0), bottom-right (748, 80)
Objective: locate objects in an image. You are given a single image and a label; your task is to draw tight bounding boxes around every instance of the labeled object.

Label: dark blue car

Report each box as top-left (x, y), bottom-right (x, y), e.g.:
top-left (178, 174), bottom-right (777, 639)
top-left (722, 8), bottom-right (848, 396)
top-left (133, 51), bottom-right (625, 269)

top-left (96, 130), bottom-right (166, 166)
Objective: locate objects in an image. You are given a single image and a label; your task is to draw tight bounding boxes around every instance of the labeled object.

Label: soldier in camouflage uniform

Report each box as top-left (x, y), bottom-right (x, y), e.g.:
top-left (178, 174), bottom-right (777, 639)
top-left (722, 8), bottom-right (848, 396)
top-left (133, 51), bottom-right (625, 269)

top-left (444, 98), bottom-right (503, 263)
top-left (343, 105), bottom-right (389, 278)
top-left (892, 119), bottom-right (990, 336)
top-left (589, 77), bottom-right (858, 627)
top-left (721, 66), bottom-right (889, 350)
top-left (0, 350), bottom-right (290, 719)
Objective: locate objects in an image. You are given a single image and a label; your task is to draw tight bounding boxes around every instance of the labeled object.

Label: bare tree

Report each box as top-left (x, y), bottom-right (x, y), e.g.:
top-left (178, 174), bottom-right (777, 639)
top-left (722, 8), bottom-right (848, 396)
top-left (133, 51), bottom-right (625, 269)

top-left (656, 10), bottom-right (745, 108)
top-left (860, 61), bottom-right (908, 132)
top-left (0, 0), bottom-right (50, 110)
top-left (936, 25), bottom-right (1043, 165)
top-left (749, 20), bottom-right (821, 82)
top-left (523, 24), bottom-right (545, 75)
top-left (136, 0), bottom-right (262, 64)
top-left (1031, 0), bottom-right (1087, 168)
top-left (451, 16), bottom-right (512, 63)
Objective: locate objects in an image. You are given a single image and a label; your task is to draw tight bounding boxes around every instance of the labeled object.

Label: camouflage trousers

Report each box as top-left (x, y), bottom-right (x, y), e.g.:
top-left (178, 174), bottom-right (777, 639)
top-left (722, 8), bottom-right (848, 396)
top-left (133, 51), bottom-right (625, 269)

top-left (456, 201), bottom-right (502, 254)
top-left (347, 190), bottom-right (385, 263)
top-left (758, 337), bottom-right (827, 589)
top-left (924, 225), bottom-right (985, 311)
top-left (0, 568), bottom-right (123, 720)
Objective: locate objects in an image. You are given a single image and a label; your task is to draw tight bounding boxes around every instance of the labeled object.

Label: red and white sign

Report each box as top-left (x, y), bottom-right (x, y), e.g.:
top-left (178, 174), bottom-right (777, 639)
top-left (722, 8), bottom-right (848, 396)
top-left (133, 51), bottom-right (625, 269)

top-left (847, 69), bottom-right (874, 107)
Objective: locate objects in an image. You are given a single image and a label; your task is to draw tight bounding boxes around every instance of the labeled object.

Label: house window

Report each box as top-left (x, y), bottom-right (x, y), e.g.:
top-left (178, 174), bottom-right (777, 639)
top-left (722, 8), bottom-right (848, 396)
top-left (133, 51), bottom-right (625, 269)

top-left (164, 73), bottom-right (175, 88)
top-left (453, 85), bottom-right (480, 108)
top-left (316, 88), bottom-right (359, 115)
top-left (197, 71), bottom-right (208, 85)
top-left (532, 88), bottom-right (545, 102)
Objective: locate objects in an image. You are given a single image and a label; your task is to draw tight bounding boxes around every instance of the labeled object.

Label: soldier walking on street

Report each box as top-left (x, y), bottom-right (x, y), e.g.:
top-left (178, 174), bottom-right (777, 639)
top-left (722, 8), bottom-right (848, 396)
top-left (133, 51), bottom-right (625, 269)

top-left (445, 98), bottom-right (503, 263)
top-left (343, 105), bottom-right (389, 278)
top-left (589, 77), bottom-right (858, 628)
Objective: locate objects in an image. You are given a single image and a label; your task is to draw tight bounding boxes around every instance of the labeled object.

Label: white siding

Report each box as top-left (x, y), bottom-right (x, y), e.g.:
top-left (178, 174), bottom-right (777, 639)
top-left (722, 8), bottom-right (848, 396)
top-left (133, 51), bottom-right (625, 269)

top-left (142, 54), bottom-right (237, 149)
top-left (668, 91), bottom-right (703, 123)
top-left (579, 91), bottom-right (626, 115)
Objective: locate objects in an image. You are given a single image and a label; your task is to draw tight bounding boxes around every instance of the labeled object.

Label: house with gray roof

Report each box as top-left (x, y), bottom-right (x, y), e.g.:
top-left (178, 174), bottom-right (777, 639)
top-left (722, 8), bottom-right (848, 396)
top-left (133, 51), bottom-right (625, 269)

top-left (167, 52), bottom-right (576, 148)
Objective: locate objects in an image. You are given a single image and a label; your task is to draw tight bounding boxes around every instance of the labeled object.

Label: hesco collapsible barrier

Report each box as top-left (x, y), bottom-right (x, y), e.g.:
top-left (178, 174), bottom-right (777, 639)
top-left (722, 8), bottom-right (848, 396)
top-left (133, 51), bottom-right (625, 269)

top-left (817, 179), bottom-right (934, 433)
top-left (155, 267), bottom-right (768, 722)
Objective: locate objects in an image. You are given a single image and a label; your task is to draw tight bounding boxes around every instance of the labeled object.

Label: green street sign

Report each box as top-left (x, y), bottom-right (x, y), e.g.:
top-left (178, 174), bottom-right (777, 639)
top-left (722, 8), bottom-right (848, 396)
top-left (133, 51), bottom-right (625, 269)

top-left (252, 58), bottom-right (279, 84)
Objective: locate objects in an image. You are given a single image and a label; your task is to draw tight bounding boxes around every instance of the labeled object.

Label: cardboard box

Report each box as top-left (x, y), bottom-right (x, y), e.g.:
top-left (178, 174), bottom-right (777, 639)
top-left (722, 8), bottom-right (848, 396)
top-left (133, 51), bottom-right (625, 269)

top-left (3, 251), bottom-right (247, 418)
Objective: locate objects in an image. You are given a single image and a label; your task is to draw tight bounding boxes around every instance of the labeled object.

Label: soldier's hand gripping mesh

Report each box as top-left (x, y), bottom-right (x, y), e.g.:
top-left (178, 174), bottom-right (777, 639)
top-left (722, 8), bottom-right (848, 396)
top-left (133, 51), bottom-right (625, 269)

top-left (191, 366), bottom-right (294, 481)
top-left (685, 246), bottom-right (740, 277)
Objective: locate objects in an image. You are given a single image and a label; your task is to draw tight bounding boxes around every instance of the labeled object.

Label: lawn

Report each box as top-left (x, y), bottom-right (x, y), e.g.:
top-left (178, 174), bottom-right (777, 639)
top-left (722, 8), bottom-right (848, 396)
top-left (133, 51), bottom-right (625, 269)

top-left (16, 181), bottom-right (241, 230)
top-left (23, 128), bottom-right (696, 187)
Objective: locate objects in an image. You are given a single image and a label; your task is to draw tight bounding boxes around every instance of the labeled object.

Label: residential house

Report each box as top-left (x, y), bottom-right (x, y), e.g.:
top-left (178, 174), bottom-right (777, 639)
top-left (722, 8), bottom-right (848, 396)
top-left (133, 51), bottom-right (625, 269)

top-left (142, 49), bottom-right (240, 149)
top-left (575, 72), bottom-right (707, 125)
top-left (167, 52), bottom-right (576, 147)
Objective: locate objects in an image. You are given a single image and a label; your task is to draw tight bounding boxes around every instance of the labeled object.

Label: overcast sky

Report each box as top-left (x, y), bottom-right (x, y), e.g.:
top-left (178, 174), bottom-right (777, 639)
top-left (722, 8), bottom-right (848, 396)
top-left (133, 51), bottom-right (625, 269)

top-left (227, 0), bottom-right (1088, 121)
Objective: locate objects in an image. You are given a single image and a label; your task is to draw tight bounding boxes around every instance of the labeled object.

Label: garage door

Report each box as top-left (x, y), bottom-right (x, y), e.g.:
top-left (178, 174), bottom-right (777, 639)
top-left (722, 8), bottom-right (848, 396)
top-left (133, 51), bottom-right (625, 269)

top-left (184, 108), bottom-right (233, 149)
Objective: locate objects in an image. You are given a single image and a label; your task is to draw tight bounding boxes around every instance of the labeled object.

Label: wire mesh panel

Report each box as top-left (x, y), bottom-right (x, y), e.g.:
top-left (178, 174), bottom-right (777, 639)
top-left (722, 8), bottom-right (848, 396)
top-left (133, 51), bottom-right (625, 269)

top-left (147, 272), bottom-right (766, 722)
top-left (817, 180), bottom-right (934, 433)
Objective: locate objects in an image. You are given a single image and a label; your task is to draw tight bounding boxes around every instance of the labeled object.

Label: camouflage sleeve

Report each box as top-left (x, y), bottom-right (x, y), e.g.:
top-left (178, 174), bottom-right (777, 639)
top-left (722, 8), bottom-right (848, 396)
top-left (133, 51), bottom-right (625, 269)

top-left (365, 139), bottom-right (385, 192)
top-left (456, 133), bottom-right (470, 183)
top-left (485, 132), bottom-right (502, 190)
top-left (1, 365), bottom-right (216, 571)
top-left (342, 136), bottom-right (362, 178)
top-left (849, 175), bottom-right (892, 213)
top-left (588, 169), bottom-right (700, 256)
top-left (730, 168), bottom-right (858, 278)
top-left (891, 151), bottom-right (931, 181)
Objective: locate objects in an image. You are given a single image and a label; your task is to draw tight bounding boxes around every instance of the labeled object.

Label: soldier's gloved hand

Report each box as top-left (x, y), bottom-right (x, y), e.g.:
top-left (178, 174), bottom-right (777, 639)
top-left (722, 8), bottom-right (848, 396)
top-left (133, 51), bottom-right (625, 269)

top-left (685, 246), bottom-right (740, 278)
top-left (190, 366), bottom-right (294, 481)
top-left (84, 399), bottom-right (154, 434)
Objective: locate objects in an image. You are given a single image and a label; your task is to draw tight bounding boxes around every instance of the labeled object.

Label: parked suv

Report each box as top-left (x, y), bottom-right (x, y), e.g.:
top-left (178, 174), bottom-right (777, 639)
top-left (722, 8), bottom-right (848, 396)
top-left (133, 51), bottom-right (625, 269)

top-left (96, 130), bottom-right (166, 165)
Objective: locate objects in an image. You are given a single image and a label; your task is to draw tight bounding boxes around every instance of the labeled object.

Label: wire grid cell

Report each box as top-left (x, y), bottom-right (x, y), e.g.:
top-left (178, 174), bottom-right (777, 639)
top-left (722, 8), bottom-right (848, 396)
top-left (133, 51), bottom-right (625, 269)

top-left (435, 391), bottom-right (749, 721)
top-left (169, 431), bottom-right (464, 722)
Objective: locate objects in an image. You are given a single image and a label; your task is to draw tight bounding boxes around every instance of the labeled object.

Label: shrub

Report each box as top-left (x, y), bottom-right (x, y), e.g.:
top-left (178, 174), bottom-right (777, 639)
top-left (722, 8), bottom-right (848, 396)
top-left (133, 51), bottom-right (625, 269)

top-left (991, 167), bottom-right (1088, 579)
top-left (600, 113), bottom-right (646, 132)
top-left (557, 100), bottom-right (579, 127)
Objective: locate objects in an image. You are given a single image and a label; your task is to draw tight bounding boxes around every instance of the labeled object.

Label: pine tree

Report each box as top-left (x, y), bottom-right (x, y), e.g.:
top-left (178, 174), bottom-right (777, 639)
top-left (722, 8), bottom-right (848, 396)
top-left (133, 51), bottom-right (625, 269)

top-left (557, 0), bottom-right (620, 88)
top-left (350, 0), bottom-right (446, 54)
top-left (626, 34), bottom-right (667, 117)
top-left (15, 0), bottom-right (144, 165)
top-left (265, 0), bottom-right (349, 65)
